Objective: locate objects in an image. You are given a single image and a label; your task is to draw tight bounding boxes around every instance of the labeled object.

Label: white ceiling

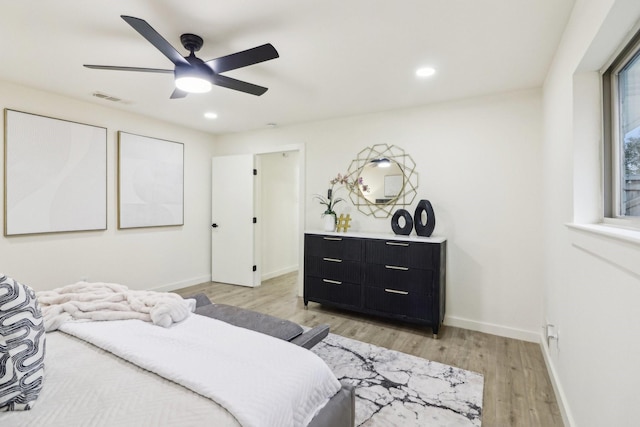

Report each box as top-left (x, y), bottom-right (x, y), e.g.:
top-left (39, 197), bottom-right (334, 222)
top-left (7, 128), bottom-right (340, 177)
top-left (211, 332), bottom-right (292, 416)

top-left (1, 0), bottom-right (575, 135)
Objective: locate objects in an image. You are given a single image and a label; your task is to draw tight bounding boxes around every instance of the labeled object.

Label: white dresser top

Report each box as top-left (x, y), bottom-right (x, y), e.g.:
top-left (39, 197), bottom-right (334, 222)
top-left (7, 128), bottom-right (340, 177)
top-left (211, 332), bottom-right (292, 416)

top-left (305, 230), bottom-right (446, 244)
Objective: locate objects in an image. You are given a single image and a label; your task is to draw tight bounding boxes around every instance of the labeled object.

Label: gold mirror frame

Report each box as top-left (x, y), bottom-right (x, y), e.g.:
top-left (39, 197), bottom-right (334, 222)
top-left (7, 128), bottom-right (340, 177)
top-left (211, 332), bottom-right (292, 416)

top-left (346, 144), bottom-right (418, 218)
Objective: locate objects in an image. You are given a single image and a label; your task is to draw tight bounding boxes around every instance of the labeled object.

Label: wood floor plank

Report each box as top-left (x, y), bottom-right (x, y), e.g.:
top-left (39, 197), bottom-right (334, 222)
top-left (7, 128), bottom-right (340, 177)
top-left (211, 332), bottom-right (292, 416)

top-left (177, 272), bottom-right (563, 427)
top-left (520, 341), bottom-right (564, 426)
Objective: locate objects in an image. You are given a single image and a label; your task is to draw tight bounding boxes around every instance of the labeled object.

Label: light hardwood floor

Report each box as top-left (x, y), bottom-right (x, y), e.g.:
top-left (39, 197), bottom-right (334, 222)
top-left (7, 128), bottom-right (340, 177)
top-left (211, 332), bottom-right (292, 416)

top-left (177, 272), bottom-right (563, 427)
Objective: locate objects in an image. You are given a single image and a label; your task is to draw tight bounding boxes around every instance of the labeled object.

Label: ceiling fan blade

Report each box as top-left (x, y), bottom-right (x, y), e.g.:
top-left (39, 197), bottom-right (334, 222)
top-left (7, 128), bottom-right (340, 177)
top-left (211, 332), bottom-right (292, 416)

top-left (121, 15), bottom-right (189, 66)
top-left (84, 64), bottom-right (173, 74)
top-left (211, 74), bottom-right (268, 96)
top-left (170, 88), bottom-right (188, 99)
top-left (206, 43), bottom-right (279, 74)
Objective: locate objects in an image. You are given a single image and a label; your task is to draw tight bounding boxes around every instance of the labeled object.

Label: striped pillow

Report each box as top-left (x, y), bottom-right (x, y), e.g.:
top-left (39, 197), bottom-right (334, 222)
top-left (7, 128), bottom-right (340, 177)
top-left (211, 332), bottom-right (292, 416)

top-left (0, 275), bottom-right (46, 411)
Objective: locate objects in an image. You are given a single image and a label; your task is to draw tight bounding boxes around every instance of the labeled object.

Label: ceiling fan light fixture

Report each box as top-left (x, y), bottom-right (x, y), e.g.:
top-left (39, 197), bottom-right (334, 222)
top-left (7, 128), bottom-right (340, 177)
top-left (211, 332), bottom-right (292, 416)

top-left (371, 157), bottom-right (392, 168)
top-left (175, 76), bottom-right (212, 93)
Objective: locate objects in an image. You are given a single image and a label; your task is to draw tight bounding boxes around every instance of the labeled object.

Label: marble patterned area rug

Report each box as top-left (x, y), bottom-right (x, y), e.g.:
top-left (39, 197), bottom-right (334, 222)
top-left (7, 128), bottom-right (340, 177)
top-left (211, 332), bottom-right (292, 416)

top-left (311, 333), bottom-right (484, 427)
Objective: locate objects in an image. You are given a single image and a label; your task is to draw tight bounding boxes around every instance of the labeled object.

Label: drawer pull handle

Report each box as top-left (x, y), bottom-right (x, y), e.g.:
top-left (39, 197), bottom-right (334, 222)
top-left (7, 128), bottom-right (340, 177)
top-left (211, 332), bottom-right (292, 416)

top-left (385, 265), bottom-right (409, 271)
top-left (385, 288), bottom-right (409, 295)
top-left (323, 257), bottom-right (342, 263)
top-left (323, 279), bottom-right (342, 285)
top-left (323, 237), bottom-right (343, 241)
top-left (386, 241), bottom-right (409, 247)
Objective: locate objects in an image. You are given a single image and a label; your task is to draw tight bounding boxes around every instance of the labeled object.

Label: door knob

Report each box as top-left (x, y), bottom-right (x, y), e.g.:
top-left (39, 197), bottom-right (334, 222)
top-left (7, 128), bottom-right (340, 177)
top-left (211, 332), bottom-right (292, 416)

top-left (211, 223), bottom-right (219, 228)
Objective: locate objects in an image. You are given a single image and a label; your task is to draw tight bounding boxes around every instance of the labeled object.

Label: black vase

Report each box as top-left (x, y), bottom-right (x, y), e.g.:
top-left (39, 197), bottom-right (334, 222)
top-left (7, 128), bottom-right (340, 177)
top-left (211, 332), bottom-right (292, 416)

top-left (414, 199), bottom-right (435, 237)
top-left (391, 209), bottom-right (413, 235)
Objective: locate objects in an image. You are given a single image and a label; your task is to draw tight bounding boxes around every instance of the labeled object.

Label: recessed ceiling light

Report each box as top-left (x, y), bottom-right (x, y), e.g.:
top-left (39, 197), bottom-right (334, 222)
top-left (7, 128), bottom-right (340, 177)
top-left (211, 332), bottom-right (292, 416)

top-left (416, 67), bottom-right (436, 78)
top-left (204, 112), bottom-right (218, 119)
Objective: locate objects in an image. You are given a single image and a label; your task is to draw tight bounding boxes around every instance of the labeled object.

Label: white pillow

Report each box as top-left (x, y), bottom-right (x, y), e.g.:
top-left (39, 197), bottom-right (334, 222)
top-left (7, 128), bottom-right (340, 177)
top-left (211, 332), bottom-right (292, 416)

top-left (0, 275), bottom-right (46, 411)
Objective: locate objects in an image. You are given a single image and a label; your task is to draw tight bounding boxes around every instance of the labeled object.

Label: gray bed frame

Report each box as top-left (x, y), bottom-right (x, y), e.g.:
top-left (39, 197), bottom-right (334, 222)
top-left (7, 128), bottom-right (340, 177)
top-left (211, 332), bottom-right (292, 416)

top-left (189, 294), bottom-right (355, 427)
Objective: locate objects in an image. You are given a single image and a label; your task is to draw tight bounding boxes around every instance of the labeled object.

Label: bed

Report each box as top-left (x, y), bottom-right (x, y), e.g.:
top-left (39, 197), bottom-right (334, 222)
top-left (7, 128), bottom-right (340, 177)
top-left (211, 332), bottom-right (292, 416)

top-left (0, 278), bottom-right (355, 427)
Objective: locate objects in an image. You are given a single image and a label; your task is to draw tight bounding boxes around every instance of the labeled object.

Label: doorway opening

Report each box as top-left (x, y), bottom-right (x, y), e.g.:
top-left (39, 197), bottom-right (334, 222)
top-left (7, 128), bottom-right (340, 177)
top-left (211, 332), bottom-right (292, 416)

top-left (255, 150), bottom-right (300, 282)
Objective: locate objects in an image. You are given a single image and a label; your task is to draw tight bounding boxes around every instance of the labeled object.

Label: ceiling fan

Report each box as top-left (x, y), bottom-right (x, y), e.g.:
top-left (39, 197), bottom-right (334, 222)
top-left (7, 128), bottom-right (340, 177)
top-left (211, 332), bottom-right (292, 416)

top-left (84, 15), bottom-right (279, 99)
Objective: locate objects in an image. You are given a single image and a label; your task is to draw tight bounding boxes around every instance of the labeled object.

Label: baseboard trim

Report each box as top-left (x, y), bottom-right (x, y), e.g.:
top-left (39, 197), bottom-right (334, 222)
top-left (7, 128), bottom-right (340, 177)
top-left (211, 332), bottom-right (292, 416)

top-left (150, 275), bottom-right (211, 293)
top-left (444, 315), bottom-right (539, 342)
top-left (261, 265), bottom-right (298, 281)
top-left (539, 334), bottom-right (575, 427)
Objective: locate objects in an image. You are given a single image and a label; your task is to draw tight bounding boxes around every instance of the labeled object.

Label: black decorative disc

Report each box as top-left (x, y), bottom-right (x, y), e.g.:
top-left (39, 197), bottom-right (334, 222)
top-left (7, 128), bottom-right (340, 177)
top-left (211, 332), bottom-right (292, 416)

top-left (414, 200), bottom-right (436, 237)
top-left (391, 209), bottom-right (413, 235)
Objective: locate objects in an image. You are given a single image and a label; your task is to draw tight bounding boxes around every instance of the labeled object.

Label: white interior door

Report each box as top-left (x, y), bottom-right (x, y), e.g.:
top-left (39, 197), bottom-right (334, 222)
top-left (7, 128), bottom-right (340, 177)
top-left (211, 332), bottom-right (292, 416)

top-left (211, 154), bottom-right (258, 287)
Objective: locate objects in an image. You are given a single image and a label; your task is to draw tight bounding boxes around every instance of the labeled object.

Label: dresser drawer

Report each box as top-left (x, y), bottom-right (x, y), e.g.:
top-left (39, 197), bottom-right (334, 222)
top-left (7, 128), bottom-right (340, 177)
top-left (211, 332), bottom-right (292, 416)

top-left (364, 264), bottom-right (434, 295)
top-left (304, 276), bottom-right (361, 307)
top-left (365, 239), bottom-right (436, 270)
top-left (304, 256), bottom-right (361, 283)
top-left (363, 286), bottom-right (430, 320)
top-left (305, 235), bottom-right (362, 261)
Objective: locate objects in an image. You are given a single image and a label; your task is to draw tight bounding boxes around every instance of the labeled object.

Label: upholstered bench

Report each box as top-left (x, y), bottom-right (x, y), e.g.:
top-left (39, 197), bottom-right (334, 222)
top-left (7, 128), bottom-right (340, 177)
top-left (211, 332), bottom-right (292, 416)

top-left (189, 293), bottom-right (330, 350)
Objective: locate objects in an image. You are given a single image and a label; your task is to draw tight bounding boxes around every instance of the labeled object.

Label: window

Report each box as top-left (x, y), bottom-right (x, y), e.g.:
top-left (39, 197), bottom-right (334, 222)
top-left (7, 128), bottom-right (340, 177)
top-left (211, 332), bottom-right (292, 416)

top-left (603, 28), bottom-right (640, 223)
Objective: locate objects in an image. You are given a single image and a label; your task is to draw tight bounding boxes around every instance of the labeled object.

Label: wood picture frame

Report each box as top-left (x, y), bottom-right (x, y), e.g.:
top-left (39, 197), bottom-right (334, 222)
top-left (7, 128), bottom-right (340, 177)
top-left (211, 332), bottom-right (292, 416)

top-left (117, 131), bottom-right (184, 229)
top-left (4, 109), bottom-right (107, 236)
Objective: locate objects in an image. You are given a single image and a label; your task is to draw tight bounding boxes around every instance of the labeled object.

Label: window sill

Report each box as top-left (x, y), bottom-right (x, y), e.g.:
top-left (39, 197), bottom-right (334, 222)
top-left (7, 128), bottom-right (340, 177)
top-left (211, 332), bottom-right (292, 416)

top-left (565, 223), bottom-right (640, 245)
top-left (566, 223), bottom-right (640, 279)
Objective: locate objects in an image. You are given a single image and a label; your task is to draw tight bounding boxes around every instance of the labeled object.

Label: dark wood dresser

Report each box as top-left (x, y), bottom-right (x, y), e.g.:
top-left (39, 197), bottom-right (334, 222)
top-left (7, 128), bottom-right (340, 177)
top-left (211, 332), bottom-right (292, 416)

top-left (303, 232), bottom-right (446, 337)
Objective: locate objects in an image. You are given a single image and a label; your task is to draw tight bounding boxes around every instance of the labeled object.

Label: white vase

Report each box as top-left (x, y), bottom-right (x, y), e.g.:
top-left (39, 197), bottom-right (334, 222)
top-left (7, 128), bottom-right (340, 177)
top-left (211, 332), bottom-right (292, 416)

top-left (323, 214), bottom-right (336, 232)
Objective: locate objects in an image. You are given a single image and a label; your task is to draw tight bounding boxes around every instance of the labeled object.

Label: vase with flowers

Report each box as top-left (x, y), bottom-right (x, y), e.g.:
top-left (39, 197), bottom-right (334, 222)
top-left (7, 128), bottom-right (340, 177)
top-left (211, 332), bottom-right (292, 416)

top-left (314, 173), bottom-right (367, 232)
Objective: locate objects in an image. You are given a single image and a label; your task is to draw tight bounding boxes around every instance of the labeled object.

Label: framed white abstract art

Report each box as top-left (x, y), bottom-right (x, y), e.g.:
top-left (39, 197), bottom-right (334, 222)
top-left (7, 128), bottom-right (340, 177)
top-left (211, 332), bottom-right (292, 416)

top-left (4, 109), bottom-right (107, 236)
top-left (117, 131), bottom-right (184, 229)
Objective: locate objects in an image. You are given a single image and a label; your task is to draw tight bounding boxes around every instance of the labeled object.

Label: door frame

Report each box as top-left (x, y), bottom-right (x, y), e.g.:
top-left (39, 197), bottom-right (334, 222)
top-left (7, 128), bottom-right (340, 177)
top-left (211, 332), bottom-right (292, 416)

top-left (225, 143), bottom-right (306, 295)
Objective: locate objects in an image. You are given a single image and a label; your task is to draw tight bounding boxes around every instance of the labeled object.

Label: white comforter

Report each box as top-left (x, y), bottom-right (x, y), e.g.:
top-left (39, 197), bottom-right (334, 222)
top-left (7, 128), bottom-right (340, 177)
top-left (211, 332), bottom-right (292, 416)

top-left (37, 282), bottom-right (195, 331)
top-left (59, 315), bottom-right (341, 427)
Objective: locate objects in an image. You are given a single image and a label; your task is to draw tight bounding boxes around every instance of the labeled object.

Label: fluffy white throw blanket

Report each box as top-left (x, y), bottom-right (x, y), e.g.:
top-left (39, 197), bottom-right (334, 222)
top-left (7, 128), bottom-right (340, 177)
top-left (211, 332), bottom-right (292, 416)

top-left (60, 316), bottom-right (341, 427)
top-left (37, 282), bottom-right (195, 331)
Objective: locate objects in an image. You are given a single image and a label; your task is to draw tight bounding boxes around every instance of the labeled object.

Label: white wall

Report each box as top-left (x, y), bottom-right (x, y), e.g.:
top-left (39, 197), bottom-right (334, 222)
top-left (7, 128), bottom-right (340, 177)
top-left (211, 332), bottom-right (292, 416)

top-left (0, 81), bottom-right (217, 291)
top-left (216, 89), bottom-right (544, 342)
top-left (542, 0), bottom-right (640, 425)
top-left (258, 151), bottom-right (300, 280)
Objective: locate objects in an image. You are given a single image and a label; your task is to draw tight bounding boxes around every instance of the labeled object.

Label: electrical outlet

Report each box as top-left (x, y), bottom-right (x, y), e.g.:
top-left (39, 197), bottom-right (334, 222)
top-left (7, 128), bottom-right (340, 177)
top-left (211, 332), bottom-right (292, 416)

top-left (546, 323), bottom-right (559, 347)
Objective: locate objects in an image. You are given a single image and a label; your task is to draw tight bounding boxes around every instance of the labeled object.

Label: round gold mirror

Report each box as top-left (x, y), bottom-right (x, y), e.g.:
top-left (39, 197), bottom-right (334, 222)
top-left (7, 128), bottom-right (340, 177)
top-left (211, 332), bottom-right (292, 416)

top-left (346, 144), bottom-right (418, 218)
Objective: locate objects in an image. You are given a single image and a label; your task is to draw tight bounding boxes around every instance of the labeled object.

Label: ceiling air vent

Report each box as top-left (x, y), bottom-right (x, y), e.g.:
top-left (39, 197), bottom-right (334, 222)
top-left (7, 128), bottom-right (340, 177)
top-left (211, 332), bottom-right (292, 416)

top-left (92, 91), bottom-right (129, 104)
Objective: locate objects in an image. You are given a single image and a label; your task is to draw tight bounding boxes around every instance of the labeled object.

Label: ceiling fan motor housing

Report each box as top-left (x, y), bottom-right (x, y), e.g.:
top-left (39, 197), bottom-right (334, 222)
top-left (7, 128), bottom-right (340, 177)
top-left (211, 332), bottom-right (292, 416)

top-left (175, 56), bottom-right (214, 80)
